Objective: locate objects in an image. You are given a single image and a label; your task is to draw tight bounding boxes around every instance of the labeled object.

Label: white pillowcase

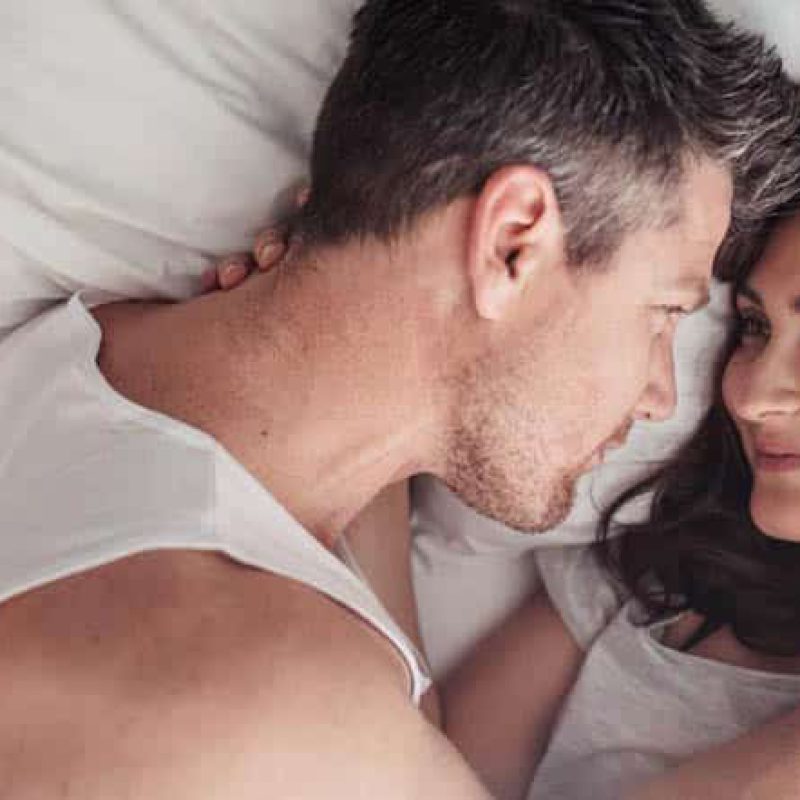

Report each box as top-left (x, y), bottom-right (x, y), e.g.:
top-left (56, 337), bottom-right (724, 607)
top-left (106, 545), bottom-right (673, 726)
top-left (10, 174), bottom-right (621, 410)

top-left (708, 0), bottom-right (800, 76)
top-left (0, 0), bottom-right (359, 334)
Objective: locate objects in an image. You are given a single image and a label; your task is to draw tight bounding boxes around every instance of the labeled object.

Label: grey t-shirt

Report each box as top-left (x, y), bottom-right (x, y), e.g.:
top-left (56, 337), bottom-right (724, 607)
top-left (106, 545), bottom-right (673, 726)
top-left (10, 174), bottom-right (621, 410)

top-left (528, 545), bottom-right (800, 800)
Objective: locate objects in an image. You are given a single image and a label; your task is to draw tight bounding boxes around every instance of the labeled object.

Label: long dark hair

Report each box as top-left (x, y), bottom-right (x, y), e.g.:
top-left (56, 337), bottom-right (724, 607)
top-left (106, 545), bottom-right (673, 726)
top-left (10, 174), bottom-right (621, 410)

top-left (596, 220), bottom-right (800, 657)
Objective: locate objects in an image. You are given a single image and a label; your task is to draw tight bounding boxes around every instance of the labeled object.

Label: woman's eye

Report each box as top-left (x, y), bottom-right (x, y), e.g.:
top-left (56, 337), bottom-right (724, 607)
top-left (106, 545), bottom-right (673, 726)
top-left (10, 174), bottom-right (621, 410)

top-left (733, 310), bottom-right (770, 343)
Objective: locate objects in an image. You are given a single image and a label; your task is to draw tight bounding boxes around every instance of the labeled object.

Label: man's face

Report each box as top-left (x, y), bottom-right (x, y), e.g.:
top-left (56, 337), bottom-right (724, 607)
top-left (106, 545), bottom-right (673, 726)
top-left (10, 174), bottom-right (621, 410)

top-left (446, 158), bottom-right (732, 533)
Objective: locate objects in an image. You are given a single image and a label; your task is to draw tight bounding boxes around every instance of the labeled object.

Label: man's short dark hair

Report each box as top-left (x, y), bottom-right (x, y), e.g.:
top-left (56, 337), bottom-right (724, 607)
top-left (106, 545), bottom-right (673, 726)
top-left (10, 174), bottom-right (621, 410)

top-left (297, 0), bottom-right (800, 269)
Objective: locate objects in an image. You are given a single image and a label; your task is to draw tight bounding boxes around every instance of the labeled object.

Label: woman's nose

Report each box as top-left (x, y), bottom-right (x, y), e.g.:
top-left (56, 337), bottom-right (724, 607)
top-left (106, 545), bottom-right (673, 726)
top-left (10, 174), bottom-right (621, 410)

top-left (726, 343), bottom-right (800, 423)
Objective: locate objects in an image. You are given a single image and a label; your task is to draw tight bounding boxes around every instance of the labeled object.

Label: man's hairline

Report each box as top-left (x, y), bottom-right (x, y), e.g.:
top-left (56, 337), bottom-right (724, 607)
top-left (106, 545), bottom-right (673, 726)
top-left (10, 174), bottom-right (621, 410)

top-left (297, 150), bottom-right (732, 277)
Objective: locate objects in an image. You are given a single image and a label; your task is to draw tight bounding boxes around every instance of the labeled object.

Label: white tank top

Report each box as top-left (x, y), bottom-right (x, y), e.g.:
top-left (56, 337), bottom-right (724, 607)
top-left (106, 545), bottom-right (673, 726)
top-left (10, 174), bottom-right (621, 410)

top-left (0, 295), bottom-right (431, 704)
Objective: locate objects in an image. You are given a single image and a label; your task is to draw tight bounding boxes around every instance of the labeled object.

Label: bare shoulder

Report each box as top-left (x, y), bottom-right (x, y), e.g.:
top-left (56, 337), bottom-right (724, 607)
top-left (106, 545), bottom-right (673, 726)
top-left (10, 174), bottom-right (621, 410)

top-left (0, 551), bottom-right (490, 799)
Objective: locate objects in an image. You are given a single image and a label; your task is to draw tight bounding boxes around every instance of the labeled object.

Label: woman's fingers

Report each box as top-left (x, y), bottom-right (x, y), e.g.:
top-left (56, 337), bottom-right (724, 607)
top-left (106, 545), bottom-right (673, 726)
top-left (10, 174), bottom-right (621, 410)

top-left (254, 229), bottom-right (287, 272)
top-left (218, 257), bottom-right (250, 289)
top-left (200, 266), bottom-right (221, 293)
top-left (204, 184), bottom-right (309, 291)
top-left (201, 253), bottom-right (255, 293)
top-left (253, 185), bottom-right (309, 271)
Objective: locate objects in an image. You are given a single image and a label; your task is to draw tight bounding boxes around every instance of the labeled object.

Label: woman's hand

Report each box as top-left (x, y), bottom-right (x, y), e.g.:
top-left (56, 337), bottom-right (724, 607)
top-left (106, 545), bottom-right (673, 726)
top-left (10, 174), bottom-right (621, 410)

top-left (200, 186), bottom-right (309, 292)
top-left (200, 228), bottom-right (289, 293)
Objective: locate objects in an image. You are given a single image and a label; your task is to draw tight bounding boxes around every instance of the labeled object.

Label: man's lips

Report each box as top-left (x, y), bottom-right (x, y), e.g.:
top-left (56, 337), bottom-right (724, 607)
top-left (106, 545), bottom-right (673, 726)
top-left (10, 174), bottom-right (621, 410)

top-left (605, 434), bottom-right (629, 450)
top-left (604, 424), bottom-right (633, 453)
top-left (584, 428), bottom-right (632, 470)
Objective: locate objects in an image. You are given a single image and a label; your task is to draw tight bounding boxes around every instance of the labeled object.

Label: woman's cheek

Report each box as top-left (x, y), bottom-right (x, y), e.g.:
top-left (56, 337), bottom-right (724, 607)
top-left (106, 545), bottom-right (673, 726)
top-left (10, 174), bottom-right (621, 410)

top-left (721, 355), bottom-right (745, 416)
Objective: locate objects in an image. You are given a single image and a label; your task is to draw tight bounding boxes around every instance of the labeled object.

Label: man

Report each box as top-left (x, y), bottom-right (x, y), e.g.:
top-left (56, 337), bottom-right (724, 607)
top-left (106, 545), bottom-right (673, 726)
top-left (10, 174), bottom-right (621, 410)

top-left (0, 1), bottom-right (796, 797)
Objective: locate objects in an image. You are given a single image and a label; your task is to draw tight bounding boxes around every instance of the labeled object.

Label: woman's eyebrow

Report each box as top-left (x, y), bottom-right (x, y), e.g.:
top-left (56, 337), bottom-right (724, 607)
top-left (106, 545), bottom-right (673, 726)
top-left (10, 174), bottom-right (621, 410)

top-left (736, 284), bottom-right (762, 306)
top-left (737, 283), bottom-right (800, 314)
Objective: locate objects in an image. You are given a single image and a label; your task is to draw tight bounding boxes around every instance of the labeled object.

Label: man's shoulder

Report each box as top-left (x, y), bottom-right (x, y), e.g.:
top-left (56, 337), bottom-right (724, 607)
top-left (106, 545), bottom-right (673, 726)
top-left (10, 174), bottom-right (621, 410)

top-left (0, 550), bottom-right (491, 798)
top-left (0, 548), bottom-right (408, 698)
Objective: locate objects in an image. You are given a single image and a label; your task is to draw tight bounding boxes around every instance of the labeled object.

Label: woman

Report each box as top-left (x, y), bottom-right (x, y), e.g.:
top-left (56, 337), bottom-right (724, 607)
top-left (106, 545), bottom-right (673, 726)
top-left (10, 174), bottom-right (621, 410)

top-left (442, 206), bottom-right (800, 800)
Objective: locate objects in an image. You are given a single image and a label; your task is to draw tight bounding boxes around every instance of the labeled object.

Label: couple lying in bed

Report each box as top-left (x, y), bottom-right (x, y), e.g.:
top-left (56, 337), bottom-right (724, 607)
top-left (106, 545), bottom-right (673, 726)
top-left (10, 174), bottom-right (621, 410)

top-left (2, 0), bottom-right (800, 798)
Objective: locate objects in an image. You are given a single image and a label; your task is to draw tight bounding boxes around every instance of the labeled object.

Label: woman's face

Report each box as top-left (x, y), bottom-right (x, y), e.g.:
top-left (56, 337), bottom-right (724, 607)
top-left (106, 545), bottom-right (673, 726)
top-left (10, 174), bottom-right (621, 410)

top-left (723, 213), bottom-right (800, 541)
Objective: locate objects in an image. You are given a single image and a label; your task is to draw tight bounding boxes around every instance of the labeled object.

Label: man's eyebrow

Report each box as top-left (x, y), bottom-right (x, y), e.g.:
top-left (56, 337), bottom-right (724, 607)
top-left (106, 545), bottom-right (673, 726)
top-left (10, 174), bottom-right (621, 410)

top-left (688, 290), bottom-right (711, 311)
top-left (676, 278), bottom-right (710, 311)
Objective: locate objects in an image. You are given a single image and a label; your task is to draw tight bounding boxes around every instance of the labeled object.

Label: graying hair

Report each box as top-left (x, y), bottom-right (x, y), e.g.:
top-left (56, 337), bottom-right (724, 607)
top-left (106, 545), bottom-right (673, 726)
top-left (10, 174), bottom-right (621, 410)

top-left (298, 0), bottom-right (800, 271)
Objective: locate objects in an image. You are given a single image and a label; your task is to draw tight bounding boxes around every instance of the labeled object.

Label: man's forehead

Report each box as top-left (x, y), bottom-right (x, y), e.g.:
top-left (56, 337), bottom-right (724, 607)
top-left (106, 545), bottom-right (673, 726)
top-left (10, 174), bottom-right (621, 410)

top-left (609, 220), bottom-right (712, 295)
top-left (658, 162), bottom-right (731, 294)
top-left (681, 158), bottom-right (734, 234)
top-left (603, 158), bottom-right (728, 302)
top-left (664, 158), bottom-right (731, 248)
top-left (644, 223), bottom-right (714, 308)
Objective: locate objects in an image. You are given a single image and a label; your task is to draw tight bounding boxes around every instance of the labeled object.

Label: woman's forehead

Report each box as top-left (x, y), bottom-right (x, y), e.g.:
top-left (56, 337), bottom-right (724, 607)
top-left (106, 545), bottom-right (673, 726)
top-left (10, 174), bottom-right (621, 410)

top-left (743, 217), bottom-right (800, 303)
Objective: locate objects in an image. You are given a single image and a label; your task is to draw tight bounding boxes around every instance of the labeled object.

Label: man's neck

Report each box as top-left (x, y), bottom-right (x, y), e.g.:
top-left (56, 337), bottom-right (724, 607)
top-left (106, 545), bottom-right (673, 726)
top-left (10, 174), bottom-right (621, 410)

top-left (93, 256), bottom-right (445, 547)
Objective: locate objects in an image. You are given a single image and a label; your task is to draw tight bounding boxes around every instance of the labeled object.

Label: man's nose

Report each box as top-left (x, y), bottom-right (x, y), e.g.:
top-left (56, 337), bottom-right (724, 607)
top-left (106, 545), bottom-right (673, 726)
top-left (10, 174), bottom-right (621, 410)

top-left (634, 333), bottom-right (678, 424)
top-left (728, 344), bottom-right (800, 423)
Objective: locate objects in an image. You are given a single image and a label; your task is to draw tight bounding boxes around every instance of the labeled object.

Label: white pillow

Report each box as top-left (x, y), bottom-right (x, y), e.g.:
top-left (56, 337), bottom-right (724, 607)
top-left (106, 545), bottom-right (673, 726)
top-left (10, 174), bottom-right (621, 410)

top-left (0, 0), bottom-right (359, 334)
top-left (708, 0), bottom-right (800, 76)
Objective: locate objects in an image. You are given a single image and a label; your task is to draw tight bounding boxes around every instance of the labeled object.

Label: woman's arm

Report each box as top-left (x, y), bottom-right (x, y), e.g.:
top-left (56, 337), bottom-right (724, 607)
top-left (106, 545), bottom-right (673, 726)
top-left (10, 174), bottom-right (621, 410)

top-left (627, 705), bottom-right (800, 800)
top-left (441, 590), bottom-right (585, 800)
top-left (344, 480), bottom-right (442, 726)
top-left (344, 482), bottom-right (422, 660)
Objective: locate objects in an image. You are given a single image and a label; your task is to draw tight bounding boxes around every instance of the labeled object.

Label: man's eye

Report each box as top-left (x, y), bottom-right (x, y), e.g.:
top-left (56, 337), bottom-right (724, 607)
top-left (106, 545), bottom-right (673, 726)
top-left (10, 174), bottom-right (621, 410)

top-left (650, 305), bottom-right (686, 336)
top-left (656, 305), bottom-right (687, 324)
top-left (733, 310), bottom-right (770, 343)
top-left (662, 305), bottom-right (688, 318)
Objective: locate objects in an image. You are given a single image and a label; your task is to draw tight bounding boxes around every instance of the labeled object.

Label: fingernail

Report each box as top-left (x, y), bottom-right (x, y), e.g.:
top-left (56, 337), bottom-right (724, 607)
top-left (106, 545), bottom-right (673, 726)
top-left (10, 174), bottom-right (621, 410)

top-left (256, 229), bottom-right (281, 249)
top-left (257, 242), bottom-right (284, 267)
top-left (222, 262), bottom-right (247, 284)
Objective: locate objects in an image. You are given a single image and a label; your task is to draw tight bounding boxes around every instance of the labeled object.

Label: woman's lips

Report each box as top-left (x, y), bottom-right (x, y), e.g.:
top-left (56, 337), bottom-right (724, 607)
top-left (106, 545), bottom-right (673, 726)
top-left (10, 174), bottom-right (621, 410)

top-left (755, 451), bottom-right (800, 473)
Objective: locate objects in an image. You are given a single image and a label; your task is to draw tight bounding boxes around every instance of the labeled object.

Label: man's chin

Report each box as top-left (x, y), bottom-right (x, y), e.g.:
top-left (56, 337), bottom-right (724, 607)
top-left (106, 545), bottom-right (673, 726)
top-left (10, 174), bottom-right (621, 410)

top-left (511, 493), bottom-right (574, 534)
top-left (577, 446), bottom-right (604, 476)
top-left (473, 477), bottom-right (578, 535)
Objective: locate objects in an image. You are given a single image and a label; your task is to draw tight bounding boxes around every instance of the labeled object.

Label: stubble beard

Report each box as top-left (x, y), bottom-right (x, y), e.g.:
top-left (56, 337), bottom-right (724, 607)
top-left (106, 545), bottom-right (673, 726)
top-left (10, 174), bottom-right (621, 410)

top-left (444, 423), bottom-right (580, 534)
top-left (442, 345), bottom-right (584, 534)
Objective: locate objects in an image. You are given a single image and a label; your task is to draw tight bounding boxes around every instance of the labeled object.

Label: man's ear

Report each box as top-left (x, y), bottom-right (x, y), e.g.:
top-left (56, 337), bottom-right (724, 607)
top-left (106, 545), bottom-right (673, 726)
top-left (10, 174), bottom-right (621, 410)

top-left (467, 165), bottom-right (566, 321)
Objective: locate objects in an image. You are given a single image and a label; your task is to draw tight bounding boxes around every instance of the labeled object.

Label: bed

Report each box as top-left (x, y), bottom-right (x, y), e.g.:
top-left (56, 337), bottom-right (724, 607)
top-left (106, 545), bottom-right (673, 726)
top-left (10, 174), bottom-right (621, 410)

top-left (0, 0), bottom-right (796, 677)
